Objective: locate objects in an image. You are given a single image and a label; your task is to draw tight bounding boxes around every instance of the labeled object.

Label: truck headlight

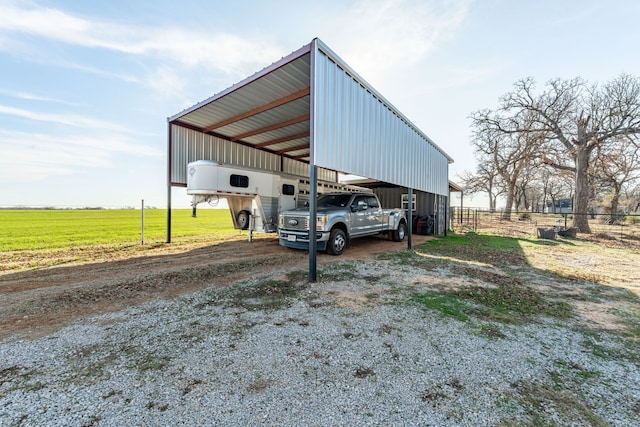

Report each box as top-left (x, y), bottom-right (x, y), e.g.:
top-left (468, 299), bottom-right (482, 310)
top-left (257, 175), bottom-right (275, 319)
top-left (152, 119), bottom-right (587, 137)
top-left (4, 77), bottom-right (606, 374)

top-left (317, 215), bottom-right (328, 231)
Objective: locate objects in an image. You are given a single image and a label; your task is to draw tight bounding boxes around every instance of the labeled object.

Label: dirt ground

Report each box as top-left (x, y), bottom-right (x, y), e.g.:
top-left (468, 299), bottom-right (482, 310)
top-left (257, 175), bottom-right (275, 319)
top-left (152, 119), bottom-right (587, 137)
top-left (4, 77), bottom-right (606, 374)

top-left (0, 234), bottom-right (432, 340)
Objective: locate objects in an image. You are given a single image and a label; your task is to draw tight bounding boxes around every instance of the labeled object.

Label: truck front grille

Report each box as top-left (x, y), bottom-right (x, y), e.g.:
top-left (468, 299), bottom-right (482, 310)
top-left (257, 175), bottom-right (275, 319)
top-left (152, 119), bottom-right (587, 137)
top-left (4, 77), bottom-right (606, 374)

top-left (281, 215), bottom-right (309, 231)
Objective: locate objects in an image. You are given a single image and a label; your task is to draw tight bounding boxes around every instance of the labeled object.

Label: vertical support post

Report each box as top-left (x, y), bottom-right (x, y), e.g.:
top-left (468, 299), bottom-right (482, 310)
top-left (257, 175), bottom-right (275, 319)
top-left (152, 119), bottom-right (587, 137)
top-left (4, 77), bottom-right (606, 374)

top-left (249, 210), bottom-right (255, 242)
top-left (141, 199), bottom-right (145, 245)
top-left (309, 165), bottom-right (318, 281)
top-left (166, 121), bottom-right (172, 243)
top-left (444, 195), bottom-right (448, 236)
top-left (407, 187), bottom-right (413, 250)
top-left (308, 39), bottom-right (318, 282)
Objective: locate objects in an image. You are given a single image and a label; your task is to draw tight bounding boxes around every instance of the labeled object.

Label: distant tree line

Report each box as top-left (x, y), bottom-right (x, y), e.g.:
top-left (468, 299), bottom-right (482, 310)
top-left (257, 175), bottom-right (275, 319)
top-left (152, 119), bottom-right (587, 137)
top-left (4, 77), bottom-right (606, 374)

top-left (460, 74), bottom-right (640, 233)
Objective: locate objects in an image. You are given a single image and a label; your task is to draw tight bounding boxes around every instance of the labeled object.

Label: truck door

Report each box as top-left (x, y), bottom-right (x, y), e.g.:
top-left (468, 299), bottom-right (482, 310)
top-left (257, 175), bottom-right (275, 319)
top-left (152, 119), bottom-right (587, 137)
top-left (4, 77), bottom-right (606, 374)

top-left (280, 180), bottom-right (297, 212)
top-left (351, 195), bottom-right (367, 236)
top-left (351, 194), bottom-right (380, 236)
top-left (366, 195), bottom-right (384, 232)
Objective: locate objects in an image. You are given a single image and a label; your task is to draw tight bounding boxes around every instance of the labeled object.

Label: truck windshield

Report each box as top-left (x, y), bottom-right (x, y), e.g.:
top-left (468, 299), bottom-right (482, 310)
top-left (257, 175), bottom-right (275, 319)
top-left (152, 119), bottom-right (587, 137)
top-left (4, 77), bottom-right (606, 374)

top-left (317, 194), bottom-right (352, 208)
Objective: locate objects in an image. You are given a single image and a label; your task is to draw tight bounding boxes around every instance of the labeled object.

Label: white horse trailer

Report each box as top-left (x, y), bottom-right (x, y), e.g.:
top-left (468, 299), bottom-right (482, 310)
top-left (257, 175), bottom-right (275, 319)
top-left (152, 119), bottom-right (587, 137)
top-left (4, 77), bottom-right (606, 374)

top-left (187, 160), bottom-right (370, 233)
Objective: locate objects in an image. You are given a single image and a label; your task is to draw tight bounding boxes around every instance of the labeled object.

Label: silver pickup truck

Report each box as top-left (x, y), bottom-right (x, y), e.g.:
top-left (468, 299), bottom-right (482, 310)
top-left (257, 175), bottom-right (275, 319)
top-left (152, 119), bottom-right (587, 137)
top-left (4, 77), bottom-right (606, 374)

top-left (278, 192), bottom-right (407, 255)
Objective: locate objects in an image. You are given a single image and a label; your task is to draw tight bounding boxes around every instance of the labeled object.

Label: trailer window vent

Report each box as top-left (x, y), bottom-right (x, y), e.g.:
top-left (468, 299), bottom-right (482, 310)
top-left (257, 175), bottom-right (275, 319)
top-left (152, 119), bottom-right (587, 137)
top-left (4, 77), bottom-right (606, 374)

top-left (282, 184), bottom-right (295, 196)
top-left (230, 174), bottom-right (249, 188)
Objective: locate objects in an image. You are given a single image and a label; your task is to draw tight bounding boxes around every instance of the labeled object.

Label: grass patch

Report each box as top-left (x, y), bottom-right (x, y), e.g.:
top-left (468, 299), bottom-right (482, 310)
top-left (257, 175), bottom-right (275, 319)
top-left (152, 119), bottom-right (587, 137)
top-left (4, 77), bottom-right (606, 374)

top-left (453, 284), bottom-right (573, 323)
top-left (552, 359), bottom-right (601, 381)
top-left (410, 291), bottom-right (470, 322)
top-left (506, 380), bottom-right (609, 427)
top-left (416, 233), bottom-right (531, 267)
top-left (578, 329), bottom-right (640, 366)
top-left (476, 323), bottom-right (508, 339)
top-left (137, 354), bottom-right (172, 372)
top-left (0, 366), bottom-right (45, 393)
top-left (224, 270), bottom-right (310, 311)
top-left (420, 378), bottom-right (464, 406)
top-left (0, 208), bottom-right (235, 251)
top-left (411, 283), bottom-right (572, 325)
top-left (318, 263), bottom-right (358, 281)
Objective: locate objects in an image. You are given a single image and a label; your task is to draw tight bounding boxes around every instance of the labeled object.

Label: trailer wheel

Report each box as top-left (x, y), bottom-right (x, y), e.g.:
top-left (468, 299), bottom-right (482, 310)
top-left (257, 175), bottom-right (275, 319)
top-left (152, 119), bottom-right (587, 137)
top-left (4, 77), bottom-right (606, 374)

top-left (237, 210), bottom-right (251, 230)
top-left (393, 221), bottom-right (407, 242)
top-left (327, 228), bottom-right (347, 256)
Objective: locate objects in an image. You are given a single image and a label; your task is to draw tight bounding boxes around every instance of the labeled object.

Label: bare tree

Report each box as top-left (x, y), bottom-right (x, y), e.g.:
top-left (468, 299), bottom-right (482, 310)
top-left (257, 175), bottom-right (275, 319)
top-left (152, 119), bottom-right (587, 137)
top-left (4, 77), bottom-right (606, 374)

top-left (541, 168), bottom-right (574, 213)
top-left (592, 135), bottom-right (640, 218)
top-left (470, 110), bottom-right (538, 220)
top-left (515, 165), bottom-right (544, 212)
top-left (457, 160), bottom-right (504, 212)
top-left (500, 74), bottom-right (640, 232)
top-left (625, 183), bottom-right (640, 213)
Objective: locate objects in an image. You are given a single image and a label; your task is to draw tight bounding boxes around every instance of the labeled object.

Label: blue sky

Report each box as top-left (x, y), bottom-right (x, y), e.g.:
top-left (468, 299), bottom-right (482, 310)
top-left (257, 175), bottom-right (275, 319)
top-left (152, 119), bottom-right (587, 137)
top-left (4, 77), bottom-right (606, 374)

top-left (0, 0), bottom-right (638, 208)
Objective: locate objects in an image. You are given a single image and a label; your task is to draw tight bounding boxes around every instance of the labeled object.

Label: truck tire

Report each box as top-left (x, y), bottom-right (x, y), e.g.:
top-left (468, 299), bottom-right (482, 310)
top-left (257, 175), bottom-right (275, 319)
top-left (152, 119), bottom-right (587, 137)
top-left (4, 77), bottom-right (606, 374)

top-left (327, 228), bottom-right (347, 256)
top-left (237, 210), bottom-right (251, 230)
top-left (393, 221), bottom-right (407, 242)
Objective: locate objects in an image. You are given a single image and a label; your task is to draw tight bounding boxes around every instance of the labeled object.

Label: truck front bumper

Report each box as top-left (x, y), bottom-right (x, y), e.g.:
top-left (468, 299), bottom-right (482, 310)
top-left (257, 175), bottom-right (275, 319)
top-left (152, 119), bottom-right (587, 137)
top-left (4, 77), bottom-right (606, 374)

top-left (278, 229), bottom-right (330, 251)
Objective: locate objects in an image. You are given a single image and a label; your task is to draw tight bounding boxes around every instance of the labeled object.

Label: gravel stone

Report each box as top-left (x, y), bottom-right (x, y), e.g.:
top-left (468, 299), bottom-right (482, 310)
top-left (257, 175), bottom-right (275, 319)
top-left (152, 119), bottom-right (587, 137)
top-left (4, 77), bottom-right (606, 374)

top-left (1, 263), bottom-right (639, 426)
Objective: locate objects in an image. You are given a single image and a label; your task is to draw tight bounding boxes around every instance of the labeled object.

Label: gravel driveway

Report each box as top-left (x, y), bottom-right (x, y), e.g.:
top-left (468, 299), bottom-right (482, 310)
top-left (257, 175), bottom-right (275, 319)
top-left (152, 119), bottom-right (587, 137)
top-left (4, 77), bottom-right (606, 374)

top-left (2, 255), bottom-right (639, 426)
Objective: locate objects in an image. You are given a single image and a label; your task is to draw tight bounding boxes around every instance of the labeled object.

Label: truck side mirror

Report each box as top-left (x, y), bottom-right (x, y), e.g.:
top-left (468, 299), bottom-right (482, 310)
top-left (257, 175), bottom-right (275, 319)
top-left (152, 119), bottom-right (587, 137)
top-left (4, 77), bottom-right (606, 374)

top-left (353, 200), bottom-right (367, 211)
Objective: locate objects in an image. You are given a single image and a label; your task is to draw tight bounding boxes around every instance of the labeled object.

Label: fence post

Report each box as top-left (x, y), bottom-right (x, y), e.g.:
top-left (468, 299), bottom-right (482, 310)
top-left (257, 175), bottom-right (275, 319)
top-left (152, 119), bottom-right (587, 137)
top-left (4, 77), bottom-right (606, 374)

top-left (141, 199), bottom-right (145, 245)
top-left (474, 209), bottom-right (478, 232)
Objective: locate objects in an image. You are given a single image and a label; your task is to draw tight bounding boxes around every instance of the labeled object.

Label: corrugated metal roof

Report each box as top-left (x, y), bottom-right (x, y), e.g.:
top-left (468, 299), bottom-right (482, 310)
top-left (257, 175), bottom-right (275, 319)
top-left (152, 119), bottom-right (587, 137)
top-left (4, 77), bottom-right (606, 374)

top-left (168, 38), bottom-right (454, 190)
top-left (169, 43), bottom-right (314, 161)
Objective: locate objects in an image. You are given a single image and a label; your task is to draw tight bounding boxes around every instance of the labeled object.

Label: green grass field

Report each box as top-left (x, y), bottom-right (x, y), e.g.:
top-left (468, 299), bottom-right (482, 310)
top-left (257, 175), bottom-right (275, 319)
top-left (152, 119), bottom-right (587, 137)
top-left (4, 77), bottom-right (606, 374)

top-left (0, 208), bottom-right (236, 251)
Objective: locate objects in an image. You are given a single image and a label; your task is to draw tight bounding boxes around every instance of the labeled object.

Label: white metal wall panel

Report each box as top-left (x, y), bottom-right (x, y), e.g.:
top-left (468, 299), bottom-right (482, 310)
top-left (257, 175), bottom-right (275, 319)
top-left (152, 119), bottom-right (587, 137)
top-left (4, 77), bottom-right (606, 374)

top-left (171, 126), bottom-right (279, 184)
top-left (313, 48), bottom-right (450, 196)
top-left (171, 125), bottom-right (336, 185)
top-left (281, 157), bottom-right (336, 182)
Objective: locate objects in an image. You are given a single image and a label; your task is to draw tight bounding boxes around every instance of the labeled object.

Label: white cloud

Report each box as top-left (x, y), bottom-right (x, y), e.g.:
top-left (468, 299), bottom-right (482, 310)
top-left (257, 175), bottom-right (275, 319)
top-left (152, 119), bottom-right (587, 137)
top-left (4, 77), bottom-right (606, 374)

top-left (0, 105), bottom-right (131, 132)
top-left (0, 88), bottom-right (82, 105)
top-left (327, 0), bottom-right (472, 85)
top-left (0, 126), bottom-right (163, 184)
top-left (0, 2), bottom-right (283, 76)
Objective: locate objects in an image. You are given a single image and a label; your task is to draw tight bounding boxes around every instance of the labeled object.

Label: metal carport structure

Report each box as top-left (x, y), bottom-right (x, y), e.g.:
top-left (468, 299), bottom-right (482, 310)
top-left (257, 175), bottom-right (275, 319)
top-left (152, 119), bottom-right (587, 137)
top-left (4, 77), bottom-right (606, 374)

top-left (167, 38), bottom-right (454, 280)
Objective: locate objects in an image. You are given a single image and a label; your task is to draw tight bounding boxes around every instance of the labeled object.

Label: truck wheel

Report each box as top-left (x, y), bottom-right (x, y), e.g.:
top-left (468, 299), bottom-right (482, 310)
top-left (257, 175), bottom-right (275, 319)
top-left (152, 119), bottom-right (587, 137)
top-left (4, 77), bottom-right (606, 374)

top-left (327, 228), bottom-right (347, 256)
top-left (237, 210), bottom-right (251, 230)
top-left (393, 221), bottom-right (407, 242)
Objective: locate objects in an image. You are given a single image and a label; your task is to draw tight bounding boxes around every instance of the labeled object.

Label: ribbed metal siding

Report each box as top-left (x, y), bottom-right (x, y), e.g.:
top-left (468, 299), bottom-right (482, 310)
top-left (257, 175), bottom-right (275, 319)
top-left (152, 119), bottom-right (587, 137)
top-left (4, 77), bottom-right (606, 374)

top-left (281, 158), bottom-right (335, 182)
top-left (373, 187), bottom-right (436, 213)
top-left (170, 125), bottom-right (336, 185)
top-left (171, 126), bottom-right (280, 184)
top-left (313, 49), bottom-right (449, 196)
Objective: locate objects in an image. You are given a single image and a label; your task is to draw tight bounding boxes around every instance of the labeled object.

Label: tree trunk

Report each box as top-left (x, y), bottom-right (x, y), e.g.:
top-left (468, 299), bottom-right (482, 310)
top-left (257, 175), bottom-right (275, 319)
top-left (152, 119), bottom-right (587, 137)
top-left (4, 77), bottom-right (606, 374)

top-left (609, 197), bottom-right (620, 224)
top-left (572, 148), bottom-right (591, 233)
top-left (502, 183), bottom-right (516, 220)
top-left (608, 183), bottom-right (622, 224)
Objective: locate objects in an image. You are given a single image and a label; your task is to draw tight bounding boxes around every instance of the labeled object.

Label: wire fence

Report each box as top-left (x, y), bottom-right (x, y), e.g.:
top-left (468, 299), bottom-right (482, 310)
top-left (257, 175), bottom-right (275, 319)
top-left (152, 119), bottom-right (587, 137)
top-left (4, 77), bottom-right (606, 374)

top-left (450, 208), bottom-right (640, 241)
